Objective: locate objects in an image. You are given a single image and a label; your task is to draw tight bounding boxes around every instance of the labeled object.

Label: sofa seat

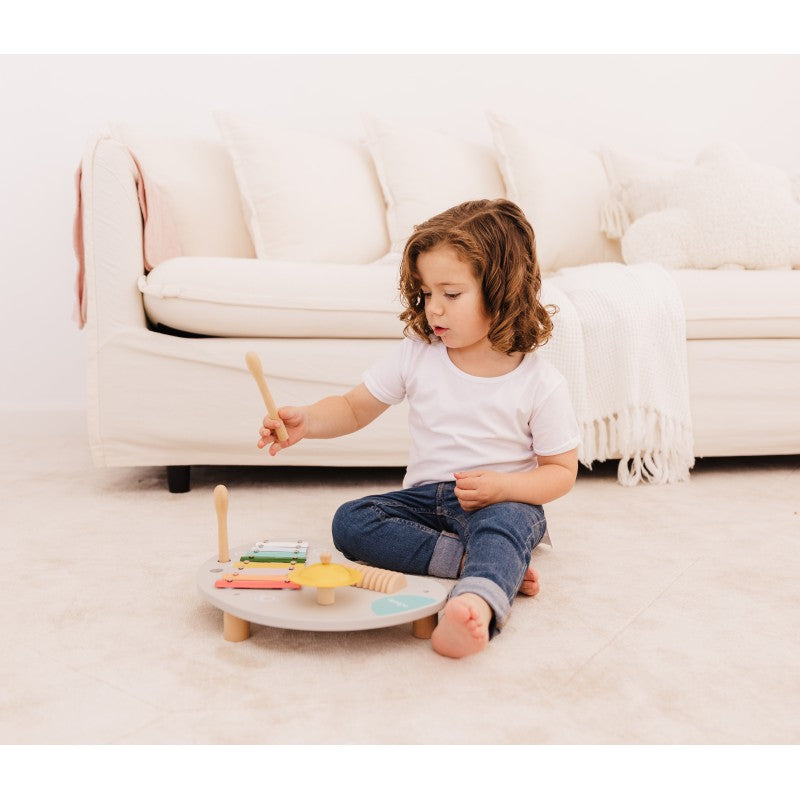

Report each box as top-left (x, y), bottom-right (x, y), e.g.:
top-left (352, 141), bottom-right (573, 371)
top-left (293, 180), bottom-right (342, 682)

top-left (138, 256), bottom-right (406, 338)
top-left (139, 256), bottom-right (800, 341)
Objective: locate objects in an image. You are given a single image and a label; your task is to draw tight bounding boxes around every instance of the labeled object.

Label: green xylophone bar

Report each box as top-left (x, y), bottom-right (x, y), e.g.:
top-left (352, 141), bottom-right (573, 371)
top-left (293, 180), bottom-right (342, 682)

top-left (239, 551), bottom-right (308, 563)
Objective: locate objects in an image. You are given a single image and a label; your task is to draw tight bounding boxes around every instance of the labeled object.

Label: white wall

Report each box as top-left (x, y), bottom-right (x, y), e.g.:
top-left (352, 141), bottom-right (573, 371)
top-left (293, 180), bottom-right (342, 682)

top-left (2, 54), bottom-right (799, 411)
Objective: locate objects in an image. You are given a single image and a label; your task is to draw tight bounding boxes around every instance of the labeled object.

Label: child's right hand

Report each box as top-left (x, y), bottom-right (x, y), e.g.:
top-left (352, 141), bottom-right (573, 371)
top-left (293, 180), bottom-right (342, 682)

top-left (257, 407), bottom-right (307, 456)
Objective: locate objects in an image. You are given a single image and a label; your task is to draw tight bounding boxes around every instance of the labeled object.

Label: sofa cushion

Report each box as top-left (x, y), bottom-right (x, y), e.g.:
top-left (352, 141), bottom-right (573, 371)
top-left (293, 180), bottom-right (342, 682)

top-left (621, 142), bottom-right (800, 270)
top-left (108, 123), bottom-right (255, 258)
top-left (215, 113), bottom-right (390, 264)
top-left (139, 258), bottom-right (800, 341)
top-left (362, 114), bottom-right (506, 252)
top-left (488, 112), bottom-right (622, 274)
top-left (138, 256), bottom-right (405, 338)
top-left (670, 269), bottom-right (800, 339)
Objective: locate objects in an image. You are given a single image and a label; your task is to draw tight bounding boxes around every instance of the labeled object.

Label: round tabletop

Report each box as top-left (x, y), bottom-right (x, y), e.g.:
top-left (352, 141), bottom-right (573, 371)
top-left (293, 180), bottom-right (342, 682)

top-left (197, 542), bottom-right (450, 633)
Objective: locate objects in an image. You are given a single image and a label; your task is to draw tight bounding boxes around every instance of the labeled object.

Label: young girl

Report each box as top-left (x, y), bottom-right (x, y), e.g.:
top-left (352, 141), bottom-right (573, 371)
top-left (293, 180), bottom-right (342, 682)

top-left (257, 199), bottom-right (580, 658)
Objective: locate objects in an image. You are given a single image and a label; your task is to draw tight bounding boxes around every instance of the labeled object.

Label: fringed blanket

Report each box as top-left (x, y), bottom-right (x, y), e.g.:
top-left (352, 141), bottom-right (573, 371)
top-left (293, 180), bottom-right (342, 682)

top-left (540, 262), bottom-right (694, 485)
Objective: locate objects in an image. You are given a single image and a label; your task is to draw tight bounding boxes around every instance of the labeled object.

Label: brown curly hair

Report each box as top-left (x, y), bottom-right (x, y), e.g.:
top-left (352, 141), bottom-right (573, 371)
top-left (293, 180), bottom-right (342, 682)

top-left (399, 199), bottom-right (555, 354)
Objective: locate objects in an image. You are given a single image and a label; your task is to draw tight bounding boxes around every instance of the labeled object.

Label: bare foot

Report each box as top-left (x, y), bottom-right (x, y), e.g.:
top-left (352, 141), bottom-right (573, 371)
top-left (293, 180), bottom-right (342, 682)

top-left (518, 564), bottom-right (540, 597)
top-left (431, 593), bottom-right (492, 658)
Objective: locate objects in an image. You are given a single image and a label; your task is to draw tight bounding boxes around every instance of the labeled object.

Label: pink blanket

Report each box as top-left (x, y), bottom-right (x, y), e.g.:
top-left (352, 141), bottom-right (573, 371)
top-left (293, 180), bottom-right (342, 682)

top-left (72, 147), bottom-right (181, 328)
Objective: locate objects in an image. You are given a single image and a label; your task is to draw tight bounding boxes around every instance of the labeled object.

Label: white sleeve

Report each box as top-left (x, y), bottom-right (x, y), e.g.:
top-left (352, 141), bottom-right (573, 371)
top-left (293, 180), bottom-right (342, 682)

top-left (530, 377), bottom-right (582, 456)
top-left (363, 339), bottom-right (408, 405)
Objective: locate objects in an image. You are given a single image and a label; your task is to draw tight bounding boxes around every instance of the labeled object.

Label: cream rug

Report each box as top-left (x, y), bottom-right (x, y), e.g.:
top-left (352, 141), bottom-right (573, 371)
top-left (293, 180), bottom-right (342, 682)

top-left (1, 409), bottom-right (798, 745)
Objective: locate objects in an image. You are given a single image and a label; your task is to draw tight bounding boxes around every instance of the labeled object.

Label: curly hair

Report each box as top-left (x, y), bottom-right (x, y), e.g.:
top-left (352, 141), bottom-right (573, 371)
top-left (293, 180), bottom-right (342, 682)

top-left (398, 199), bottom-right (556, 354)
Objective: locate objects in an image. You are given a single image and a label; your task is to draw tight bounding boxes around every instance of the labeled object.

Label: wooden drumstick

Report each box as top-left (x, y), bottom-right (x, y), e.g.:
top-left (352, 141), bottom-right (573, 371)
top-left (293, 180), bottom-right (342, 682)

top-left (214, 484), bottom-right (230, 563)
top-left (245, 351), bottom-right (289, 442)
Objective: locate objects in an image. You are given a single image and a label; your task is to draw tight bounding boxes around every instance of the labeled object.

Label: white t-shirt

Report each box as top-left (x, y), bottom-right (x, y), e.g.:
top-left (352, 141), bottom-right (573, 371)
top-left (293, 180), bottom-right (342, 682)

top-left (364, 338), bottom-right (581, 489)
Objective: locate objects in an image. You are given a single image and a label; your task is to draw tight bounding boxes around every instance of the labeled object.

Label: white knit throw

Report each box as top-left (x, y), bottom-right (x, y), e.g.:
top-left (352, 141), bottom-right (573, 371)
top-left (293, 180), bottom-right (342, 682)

top-left (540, 262), bottom-right (695, 485)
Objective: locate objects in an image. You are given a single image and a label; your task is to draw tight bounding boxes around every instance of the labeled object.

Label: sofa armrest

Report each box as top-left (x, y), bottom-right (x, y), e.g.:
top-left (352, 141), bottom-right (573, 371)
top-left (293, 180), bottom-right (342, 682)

top-left (80, 135), bottom-right (148, 338)
top-left (80, 135), bottom-right (151, 467)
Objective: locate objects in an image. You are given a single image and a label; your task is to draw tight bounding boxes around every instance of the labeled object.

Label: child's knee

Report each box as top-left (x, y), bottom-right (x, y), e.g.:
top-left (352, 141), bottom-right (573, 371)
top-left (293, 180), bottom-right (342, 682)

top-left (331, 498), bottom-right (367, 553)
top-left (331, 501), bottom-right (352, 550)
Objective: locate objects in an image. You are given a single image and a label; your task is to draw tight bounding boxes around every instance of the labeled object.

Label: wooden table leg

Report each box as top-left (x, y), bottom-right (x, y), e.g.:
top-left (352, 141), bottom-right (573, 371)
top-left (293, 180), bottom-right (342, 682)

top-left (412, 613), bottom-right (438, 639)
top-left (223, 611), bottom-right (251, 642)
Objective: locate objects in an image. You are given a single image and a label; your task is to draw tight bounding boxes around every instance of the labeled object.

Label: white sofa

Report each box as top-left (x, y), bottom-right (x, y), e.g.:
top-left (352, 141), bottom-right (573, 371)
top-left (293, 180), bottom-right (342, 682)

top-left (76, 114), bottom-right (800, 491)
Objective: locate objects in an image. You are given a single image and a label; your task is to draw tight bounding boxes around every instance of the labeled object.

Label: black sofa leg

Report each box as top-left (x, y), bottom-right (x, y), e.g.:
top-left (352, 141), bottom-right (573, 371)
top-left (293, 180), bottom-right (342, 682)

top-left (167, 465), bottom-right (191, 493)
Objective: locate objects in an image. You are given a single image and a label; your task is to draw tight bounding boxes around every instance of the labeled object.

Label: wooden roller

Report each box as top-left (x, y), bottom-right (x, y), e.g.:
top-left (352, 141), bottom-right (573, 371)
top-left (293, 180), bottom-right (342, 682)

top-left (245, 351), bottom-right (289, 442)
top-left (354, 565), bottom-right (407, 594)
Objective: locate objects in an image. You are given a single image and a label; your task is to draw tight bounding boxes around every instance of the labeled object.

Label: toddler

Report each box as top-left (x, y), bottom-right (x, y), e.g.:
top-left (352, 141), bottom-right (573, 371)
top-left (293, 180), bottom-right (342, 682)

top-left (258, 199), bottom-right (579, 658)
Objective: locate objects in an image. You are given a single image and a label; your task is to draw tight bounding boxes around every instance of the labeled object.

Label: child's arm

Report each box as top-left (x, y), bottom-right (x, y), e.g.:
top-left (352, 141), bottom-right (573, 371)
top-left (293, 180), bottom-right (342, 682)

top-left (257, 383), bottom-right (390, 456)
top-left (454, 448), bottom-right (578, 510)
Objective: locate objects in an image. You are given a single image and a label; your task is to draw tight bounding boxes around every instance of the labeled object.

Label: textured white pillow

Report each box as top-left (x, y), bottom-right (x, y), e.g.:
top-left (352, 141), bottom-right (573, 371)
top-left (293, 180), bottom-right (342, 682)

top-left (109, 122), bottom-right (255, 258)
top-left (621, 142), bottom-right (800, 270)
top-left (362, 114), bottom-right (506, 252)
top-left (216, 113), bottom-right (390, 263)
top-left (488, 113), bottom-right (621, 274)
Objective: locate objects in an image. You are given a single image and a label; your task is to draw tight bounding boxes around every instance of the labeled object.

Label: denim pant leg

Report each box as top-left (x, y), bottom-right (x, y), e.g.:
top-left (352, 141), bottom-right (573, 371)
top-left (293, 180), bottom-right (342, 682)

top-left (331, 484), bottom-right (465, 578)
top-left (442, 488), bottom-right (547, 636)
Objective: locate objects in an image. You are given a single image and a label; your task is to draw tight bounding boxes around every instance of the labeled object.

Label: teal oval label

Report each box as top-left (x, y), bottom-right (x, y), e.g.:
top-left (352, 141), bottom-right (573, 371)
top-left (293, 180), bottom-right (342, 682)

top-left (371, 594), bottom-right (435, 616)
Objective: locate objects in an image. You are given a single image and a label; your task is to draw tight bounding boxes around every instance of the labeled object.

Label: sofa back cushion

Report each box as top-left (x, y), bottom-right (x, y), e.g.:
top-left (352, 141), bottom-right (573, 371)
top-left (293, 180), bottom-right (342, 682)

top-left (362, 114), bottom-right (507, 252)
top-left (488, 113), bottom-right (622, 274)
top-left (108, 123), bottom-right (255, 258)
top-left (216, 114), bottom-right (390, 264)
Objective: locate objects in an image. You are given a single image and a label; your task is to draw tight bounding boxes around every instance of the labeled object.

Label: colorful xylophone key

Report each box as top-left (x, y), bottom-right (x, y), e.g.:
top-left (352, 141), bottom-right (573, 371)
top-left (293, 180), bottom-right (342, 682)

top-left (214, 572), bottom-right (301, 590)
top-left (239, 539), bottom-right (309, 564)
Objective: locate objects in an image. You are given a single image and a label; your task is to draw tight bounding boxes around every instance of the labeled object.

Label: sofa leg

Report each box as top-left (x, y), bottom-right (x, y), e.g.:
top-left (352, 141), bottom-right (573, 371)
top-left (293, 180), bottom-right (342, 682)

top-left (167, 465), bottom-right (191, 493)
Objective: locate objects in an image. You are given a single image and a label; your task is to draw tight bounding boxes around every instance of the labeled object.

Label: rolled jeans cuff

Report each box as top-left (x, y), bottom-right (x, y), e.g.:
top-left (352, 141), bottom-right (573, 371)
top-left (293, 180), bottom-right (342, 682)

top-left (450, 576), bottom-right (511, 637)
top-left (428, 531), bottom-right (463, 578)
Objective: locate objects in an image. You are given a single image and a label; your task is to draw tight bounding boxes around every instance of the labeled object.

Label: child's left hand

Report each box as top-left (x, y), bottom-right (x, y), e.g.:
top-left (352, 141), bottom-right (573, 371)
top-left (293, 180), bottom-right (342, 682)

top-left (453, 470), bottom-right (505, 511)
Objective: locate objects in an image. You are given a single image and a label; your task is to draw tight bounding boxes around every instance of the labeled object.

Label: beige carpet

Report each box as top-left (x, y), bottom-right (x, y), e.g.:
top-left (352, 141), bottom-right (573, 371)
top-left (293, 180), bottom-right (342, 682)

top-left (1, 408), bottom-right (798, 745)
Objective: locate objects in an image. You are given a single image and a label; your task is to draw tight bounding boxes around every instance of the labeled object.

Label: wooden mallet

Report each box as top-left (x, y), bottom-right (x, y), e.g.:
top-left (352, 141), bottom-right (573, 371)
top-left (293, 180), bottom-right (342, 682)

top-left (245, 351), bottom-right (289, 442)
top-left (214, 484), bottom-right (230, 563)
top-left (213, 484), bottom-right (252, 642)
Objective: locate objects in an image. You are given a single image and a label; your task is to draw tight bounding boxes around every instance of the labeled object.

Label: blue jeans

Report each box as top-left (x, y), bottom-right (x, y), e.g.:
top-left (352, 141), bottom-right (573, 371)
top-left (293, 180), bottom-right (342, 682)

top-left (331, 482), bottom-right (547, 636)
